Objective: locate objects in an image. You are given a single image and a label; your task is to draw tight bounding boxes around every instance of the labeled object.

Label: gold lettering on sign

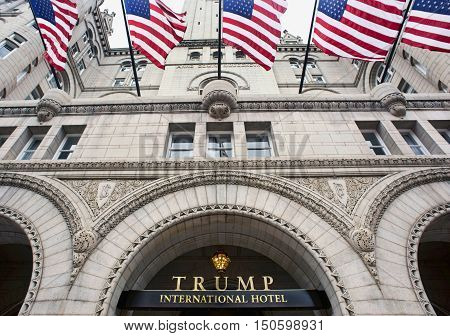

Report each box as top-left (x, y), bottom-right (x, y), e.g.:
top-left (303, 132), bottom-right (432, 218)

top-left (193, 277), bottom-right (205, 291)
top-left (172, 276), bottom-right (186, 291)
top-left (263, 276), bottom-right (274, 290)
top-left (237, 276), bottom-right (255, 291)
top-left (215, 276), bottom-right (228, 291)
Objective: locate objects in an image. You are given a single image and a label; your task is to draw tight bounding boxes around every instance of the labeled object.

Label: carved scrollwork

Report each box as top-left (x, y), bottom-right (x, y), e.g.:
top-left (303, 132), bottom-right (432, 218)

top-left (36, 98), bottom-right (61, 122)
top-left (350, 227), bottom-right (375, 252)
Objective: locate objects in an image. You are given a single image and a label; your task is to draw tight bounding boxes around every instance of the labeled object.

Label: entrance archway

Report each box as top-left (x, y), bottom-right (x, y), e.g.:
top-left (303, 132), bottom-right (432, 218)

top-left (418, 213), bottom-right (450, 315)
top-left (0, 215), bottom-right (32, 315)
top-left (110, 210), bottom-right (343, 316)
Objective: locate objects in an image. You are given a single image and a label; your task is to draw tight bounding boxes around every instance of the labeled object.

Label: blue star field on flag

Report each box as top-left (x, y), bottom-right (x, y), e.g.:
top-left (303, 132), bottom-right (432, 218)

top-left (125, 0), bottom-right (151, 19)
top-left (224, 0), bottom-right (254, 19)
top-left (318, 0), bottom-right (347, 21)
top-left (30, 0), bottom-right (56, 25)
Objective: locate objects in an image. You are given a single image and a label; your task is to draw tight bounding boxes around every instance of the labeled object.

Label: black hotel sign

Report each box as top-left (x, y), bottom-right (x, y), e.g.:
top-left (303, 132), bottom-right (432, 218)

top-left (118, 290), bottom-right (330, 310)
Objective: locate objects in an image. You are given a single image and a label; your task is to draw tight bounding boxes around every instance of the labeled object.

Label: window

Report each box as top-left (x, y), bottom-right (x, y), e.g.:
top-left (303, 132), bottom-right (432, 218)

top-left (120, 61), bottom-right (131, 71)
top-left (10, 33), bottom-right (26, 45)
top-left (400, 130), bottom-right (428, 155)
top-left (361, 131), bottom-right (389, 155)
top-left (312, 75), bottom-right (326, 83)
top-left (398, 78), bottom-right (417, 93)
top-left (402, 50), bottom-right (410, 60)
top-left (289, 58), bottom-right (301, 68)
top-left (71, 43), bottom-right (80, 55)
top-left (437, 129), bottom-right (450, 144)
top-left (87, 47), bottom-right (94, 59)
top-left (189, 51), bottom-right (201, 61)
top-left (113, 78), bottom-right (125, 87)
top-left (27, 20), bottom-right (39, 30)
top-left (130, 78), bottom-right (141, 87)
top-left (235, 51), bottom-right (245, 59)
top-left (19, 136), bottom-right (43, 160)
top-left (82, 32), bottom-right (89, 43)
top-left (167, 133), bottom-right (194, 158)
top-left (212, 51), bottom-right (223, 59)
top-left (207, 133), bottom-right (233, 158)
top-left (46, 72), bottom-right (58, 89)
top-left (54, 135), bottom-right (80, 160)
top-left (306, 59), bottom-right (317, 69)
top-left (246, 132), bottom-right (273, 158)
top-left (352, 59), bottom-right (362, 69)
top-left (0, 136), bottom-right (7, 148)
top-left (25, 86), bottom-right (43, 100)
top-left (411, 57), bottom-right (427, 76)
top-left (137, 62), bottom-right (147, 71)
top-left (16, 65), bottom-right (30, 83)
top-left (438, 81), bottom-right (448, 93)
top-left (0, 39), bottom-right (18, 59)
top-left (376, 63), bottom-right (395, 84)
top-left (76, 59), bottom-right (86, 74)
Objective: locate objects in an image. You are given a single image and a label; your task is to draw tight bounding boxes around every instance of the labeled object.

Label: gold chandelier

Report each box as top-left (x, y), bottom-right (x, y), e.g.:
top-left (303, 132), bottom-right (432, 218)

top-left (211, 250), bottom-right (231, 274)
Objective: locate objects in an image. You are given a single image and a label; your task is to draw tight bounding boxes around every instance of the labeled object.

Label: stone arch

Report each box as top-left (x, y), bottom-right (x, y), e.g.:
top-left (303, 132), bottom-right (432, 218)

top-left (407, 204), bottom-right (450, 315)
top-left (354, 168), bottom-right (450, 232)
top-left (375, 181), bottom-right (450, 315)
top-left (93, 171), bottom-right (353, 239)
top-left (88, 203), bottom-right (358, 316)
top-left (0, 207), bottom-right (43, 315)
top-left (0, 173), bottom-right (97, 281)
top-left (99, 91), bottom-right (138, 98)
top-left (67, 178), bottom-right (384, 315)
top-left (0, 185), bottom-right (73, 314)
top-left (188, 71), bottom-right (250, 93)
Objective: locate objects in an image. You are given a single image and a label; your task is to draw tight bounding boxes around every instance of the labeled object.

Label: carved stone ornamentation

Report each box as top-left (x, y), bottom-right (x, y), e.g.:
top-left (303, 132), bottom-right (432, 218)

top-left (63, 179), bottom-right (153, 217)
top-left (350, 227), bottom-right (375, 252)
top-left (73, 229), bottom-right (97, 253)
top-left (35, 89), bottom-right (71, 122)
top-left (297, 176), bottom-right (382, 214)
top-left (201, 80), bottom-right (238, 120)
top-left (95, 204), bottom-right (356, 316)
top-left (370, 83), bottom-right (407, 117)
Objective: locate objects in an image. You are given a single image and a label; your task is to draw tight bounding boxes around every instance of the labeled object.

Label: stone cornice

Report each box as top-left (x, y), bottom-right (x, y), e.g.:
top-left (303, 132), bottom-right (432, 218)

top-left (1, 98), bottom-right (448, 117)
top-left (0, 157), bottom-right (448, 173)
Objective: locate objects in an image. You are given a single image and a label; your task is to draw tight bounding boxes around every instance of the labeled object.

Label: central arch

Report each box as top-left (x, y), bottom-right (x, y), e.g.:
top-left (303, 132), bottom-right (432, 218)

top-left (92, 205), bottom-right (356, 316)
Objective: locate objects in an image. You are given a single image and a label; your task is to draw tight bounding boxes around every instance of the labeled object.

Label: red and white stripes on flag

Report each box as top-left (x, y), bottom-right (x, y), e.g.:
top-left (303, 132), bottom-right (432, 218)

top-left (313, 0), bottom-right (406, 61)
top-left (125, 0), bottom-right (187, 69)
top-left (402, 0), bottom-right (450, 53)
top-left (222, 0), bottom-right (288, 71)
top-left (30, 0), bottom-right (78, 71)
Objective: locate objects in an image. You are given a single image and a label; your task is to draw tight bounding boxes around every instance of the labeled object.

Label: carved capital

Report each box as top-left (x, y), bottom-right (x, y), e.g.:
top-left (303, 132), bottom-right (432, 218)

top-left (35, 89), bottom-right (71, 122)
top-left (370, 83), bottom-right (407, 117)
top-left (350, 227), bottom-right (375, 252)
top-left (201, 80), bottom-right (238, 120)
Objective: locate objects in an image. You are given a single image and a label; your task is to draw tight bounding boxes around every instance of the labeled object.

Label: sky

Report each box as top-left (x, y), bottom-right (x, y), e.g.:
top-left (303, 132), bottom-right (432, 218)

top-left (101, 0), bottom-right (316, 48)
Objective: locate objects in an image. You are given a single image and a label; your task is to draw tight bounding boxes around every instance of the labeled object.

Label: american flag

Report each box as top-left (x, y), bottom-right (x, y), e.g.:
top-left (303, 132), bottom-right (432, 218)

top-left (313, 0), bottom-right (406, 61)
top-left (222, 0), bottom-right (288, 71)
top-left (402, 0), bottom-right (450, 53)
top-left (125, 0), bottom-right (187, 69)
top-left (29, 0), bottom-right (78, 72)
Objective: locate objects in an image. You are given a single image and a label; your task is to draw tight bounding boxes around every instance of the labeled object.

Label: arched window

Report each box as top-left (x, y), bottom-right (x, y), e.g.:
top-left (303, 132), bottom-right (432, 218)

top-left (212, 51), bottom-right (223, 60)
top-left (306, 58), bottom-right (317, 69)
top-left (189, 51), bottom-right (201, 61)
top-left (137, 60), bottom-right (147, 72)
top-left (235, 51), bottom-right (245, 59)
top-left (120, 61), bottom-right (132, 72)
top-left (289, 58), bottom-right (301, 69)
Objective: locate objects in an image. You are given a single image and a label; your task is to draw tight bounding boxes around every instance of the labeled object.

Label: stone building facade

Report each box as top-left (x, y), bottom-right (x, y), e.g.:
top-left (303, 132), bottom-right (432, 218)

top-left (0, 0), bottom-right (449, 316)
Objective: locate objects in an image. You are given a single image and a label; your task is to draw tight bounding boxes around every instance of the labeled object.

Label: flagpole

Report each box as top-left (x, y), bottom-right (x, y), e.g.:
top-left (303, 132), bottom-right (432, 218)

top-left (299, 0), bottom-right (318, 94)
top-left (380, 0), bottom-right (415, 83)
top-left (218, 0), bottom-right (223, 79)
top-left (120, 0), bottom-right (141, 97)
top-left (28, 1), bottom-right (61, 90)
